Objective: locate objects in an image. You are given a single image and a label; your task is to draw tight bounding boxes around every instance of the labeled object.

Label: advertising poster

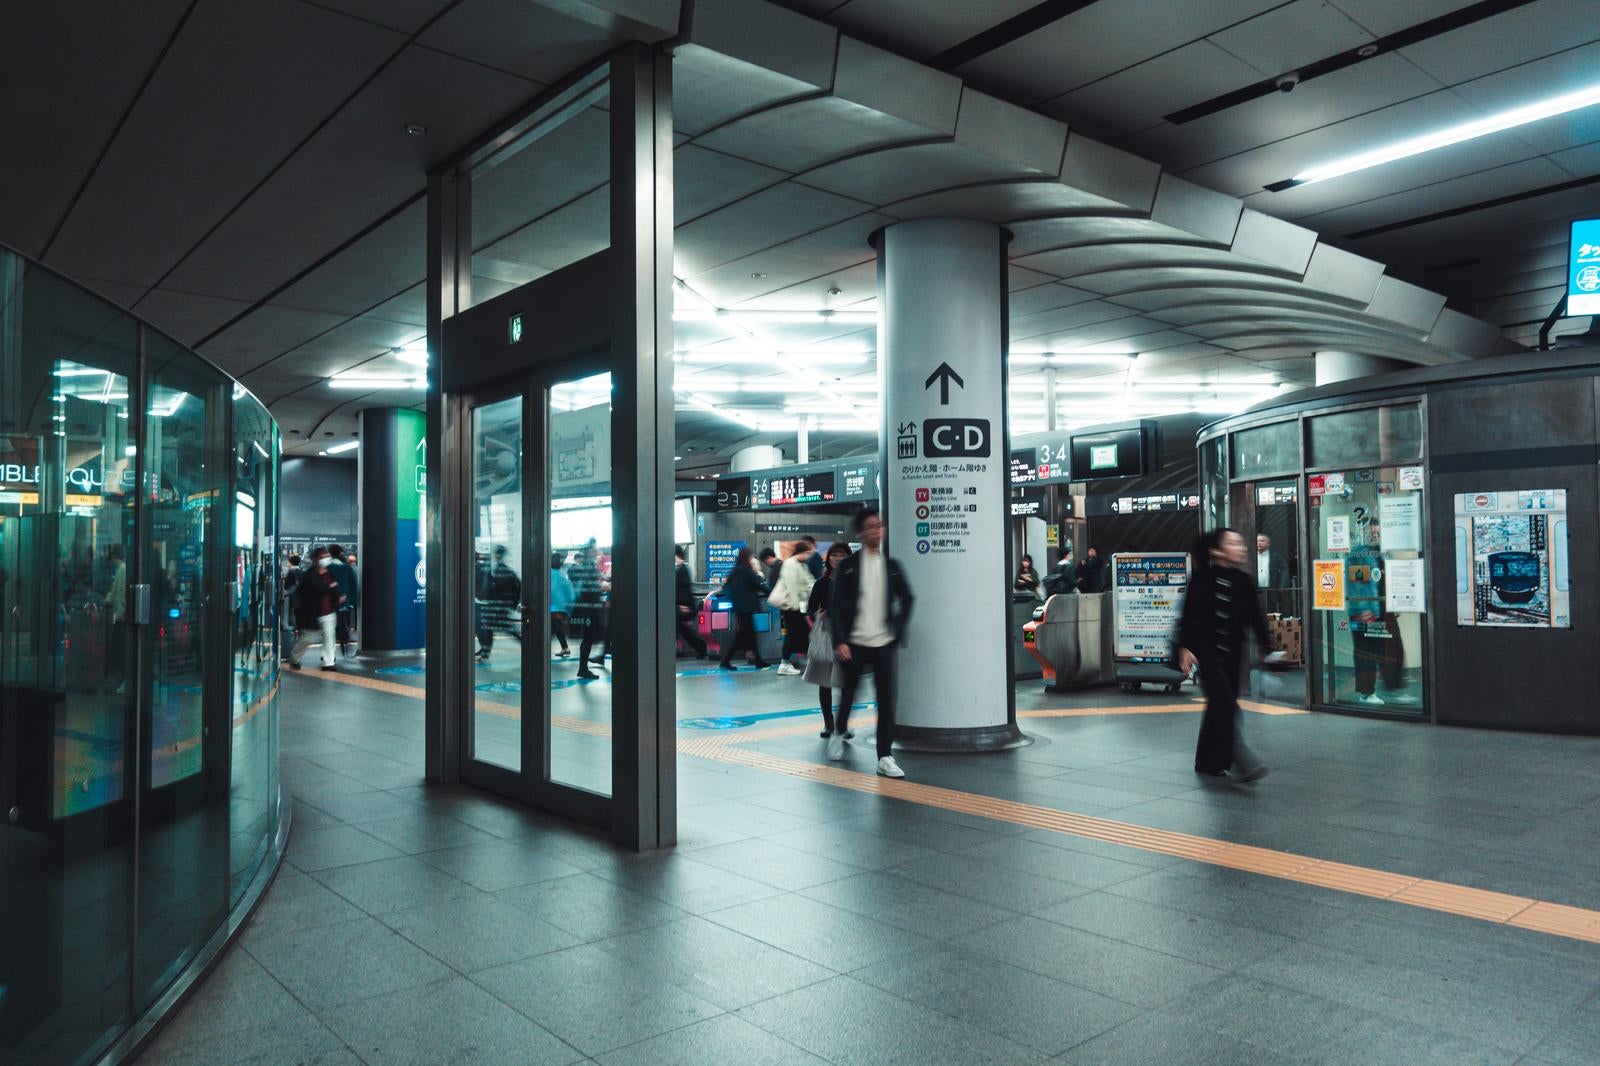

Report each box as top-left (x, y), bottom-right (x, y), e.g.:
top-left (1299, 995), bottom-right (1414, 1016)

top-left (1313, 560), bottom-right (1345, 610)
top-left (705, 540), bottom-right (745, 584)
top-left (1453, 489), bottom-right (1569, 627)
top-left (1326, 515), bottom-right (1350, 552)
top-left (1111, 553), bottom-right (1189, 663)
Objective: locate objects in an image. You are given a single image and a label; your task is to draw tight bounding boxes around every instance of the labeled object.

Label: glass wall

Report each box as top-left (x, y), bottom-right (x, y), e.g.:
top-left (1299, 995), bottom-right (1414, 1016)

top-left (0, 247), bottom-right (283, 1064)
top-left (1199, 400), bottom-right (1428, 719)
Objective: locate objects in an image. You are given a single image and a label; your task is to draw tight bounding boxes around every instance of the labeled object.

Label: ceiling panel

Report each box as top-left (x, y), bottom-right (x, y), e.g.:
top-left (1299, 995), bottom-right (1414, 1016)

top-left (134, 288), bottom-right (254, 347)
top-left (469, 104), bottom-right (609, 249)
top-left (1398, 0), bottom-right (1596, 86)
top-left (272, 200), bottom-right (427, 317)
top-left (683, 211), bottom-right (888, 307)
top-left (311, 0), bottom-right (455, 34)
top-left (953, 0), bottom-right (1284, 104)
top-left (1040, 40), bottom-right (1264, 142)
top-left (674, 145), bottom-right (788, 225)
top-left (1209, 0), bottom-right (1375, 77)
top-left (162, 46), bottom-right (536, 302)
top-left (477, 186), bottom-right (608, 275)
top-left (199, 304), bottom-right (351, 377)
top-left (1293, 157), bottom-right (1573, 240)
top-left (0, 0), bottom-right (191, 257)
top-left (808, 0), bottom-right (1038, 62)
top-left (673, 181), bottom-right (872, 277)
top-left (1008, 216), bottom-right (1210, 257)
top-left (881, 180), bottom-right (1135, 224)
top-left (1327, 0), bottom-right (1479, 36)
top-left (1008, 282), bottom-right (1101, 317)
top-left (732, 260), bottom-right (879, 311)
top-left (1009, 301), bottom-right (1146, 342)
top-left (420, 0), bottom-right (671, 82)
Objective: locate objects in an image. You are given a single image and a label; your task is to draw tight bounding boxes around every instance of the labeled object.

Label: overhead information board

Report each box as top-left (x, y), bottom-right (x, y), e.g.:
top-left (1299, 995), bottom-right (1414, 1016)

top-left (767, 470), bottom-right (836, 506)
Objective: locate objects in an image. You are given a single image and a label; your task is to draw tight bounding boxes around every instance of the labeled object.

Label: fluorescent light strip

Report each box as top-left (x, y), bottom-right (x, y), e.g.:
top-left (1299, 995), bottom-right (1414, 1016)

top-left (323, 440), bottom-right (360, 455)
top-left (329, 376), bottom-right (427, 390)
top-left (1291, 81), bottom-right (1600, 186)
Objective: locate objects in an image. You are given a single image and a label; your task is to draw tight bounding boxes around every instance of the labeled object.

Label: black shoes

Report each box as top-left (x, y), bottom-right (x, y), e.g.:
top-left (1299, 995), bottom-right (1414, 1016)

top-left (718, 662), bottom-right (737, 671)
top-left (576, 670), bottom-right (599, 680)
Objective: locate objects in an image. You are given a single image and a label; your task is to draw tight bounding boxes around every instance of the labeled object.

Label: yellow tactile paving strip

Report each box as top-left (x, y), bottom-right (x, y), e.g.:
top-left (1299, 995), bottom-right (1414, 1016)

top-left (293, 667), bottom-right (1600, 945)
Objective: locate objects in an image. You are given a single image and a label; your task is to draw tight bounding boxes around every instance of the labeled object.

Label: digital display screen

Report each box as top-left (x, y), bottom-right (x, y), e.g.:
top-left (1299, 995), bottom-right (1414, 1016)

top-left (1009, 451), bottom-right (1038, 486)
top-left (1010, 493), bottom-right (1045, 518)
top-left (714, 476), bottom-right (751, 511)
top-left (1569, 217), bottom-right (1600, 316)
top-left (768, 471), bottom-right (835, 506)
top-left (1009, 438), bottom-right (1070, 485)
top-left (839, 462), bottom-right (875, 500)
top-left (1069, 426), bottom-right (1148, 481)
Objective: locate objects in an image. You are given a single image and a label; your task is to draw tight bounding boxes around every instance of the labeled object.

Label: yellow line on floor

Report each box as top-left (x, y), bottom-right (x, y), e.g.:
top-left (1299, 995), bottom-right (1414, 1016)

top-left (683, 724), bottom-right (1600, 946)
top-left (292, 667), bottom-right (611, 737)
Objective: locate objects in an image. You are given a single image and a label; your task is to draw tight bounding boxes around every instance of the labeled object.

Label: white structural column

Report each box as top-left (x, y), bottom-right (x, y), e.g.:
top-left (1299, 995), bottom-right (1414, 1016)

top-left (1315, 351), bottom-right (1408, 385)
top-left (875, 218), bottom-right (1026, 751)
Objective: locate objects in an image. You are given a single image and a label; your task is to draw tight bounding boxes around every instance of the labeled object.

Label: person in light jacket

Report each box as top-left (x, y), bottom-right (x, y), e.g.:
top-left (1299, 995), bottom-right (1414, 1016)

top-left (828, 507), bottom-right (915, 778)
top-left (549, 552), bottom-right (574, 657)
top-left (774, 541), bottom-right (817, 675)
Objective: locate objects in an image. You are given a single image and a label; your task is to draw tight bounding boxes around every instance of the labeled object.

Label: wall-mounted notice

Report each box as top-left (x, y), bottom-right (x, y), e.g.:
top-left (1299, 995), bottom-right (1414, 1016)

top-left (705, 540), bottom-right (745, 584)
top-left (1386, 557), bottom-right (1426, 613)
top-left (1326, 515), bottom-right (1350, 552)
top-left (1313, 560), bottom-right (1345, 610)
top-left (1454, 489), bottom-right (1569, 628)
top-left (1111, 553), bottom-right (1189, 663)
top-left (1378, 494), bottom-right (1422, 552)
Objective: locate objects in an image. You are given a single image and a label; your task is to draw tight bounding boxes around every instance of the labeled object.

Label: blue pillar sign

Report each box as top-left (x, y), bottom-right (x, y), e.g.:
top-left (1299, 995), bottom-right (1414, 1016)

top-left (1569, 218), bottom-right (1600, 316)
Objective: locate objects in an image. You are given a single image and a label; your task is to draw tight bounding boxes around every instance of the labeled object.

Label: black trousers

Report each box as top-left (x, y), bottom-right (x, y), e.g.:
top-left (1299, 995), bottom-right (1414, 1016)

top-left (578, 609), bottom-right (609, 666)
top-left (675, 608), bottom-right (707, 656)
top-left (718, 612), bottom-right (765, 666)
top-left (1351, 620), bottom-right (1402, 695)
top-left (551, 612), bottom-right (571, 652)
top-left (1194, 650), bottom-right (1260, 774)
top-left (836, 642), bottom-right (897, 758)
top-left (781, 610), bottom-right (810, 660)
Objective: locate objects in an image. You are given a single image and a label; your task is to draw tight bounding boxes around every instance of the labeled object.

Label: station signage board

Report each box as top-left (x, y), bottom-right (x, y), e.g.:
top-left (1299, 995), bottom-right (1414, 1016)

top-left (767, 470), bottom-right (836, 506)
top-left (1008, 436), bottom-right (1071, 485)
top-left (1010, 492), bottom-right (1046, 518)
top-left (1569, 217), bottom-right (1600, 316)
top-left (1069, 423), bottom-right (1151, 481)
top-left (713, 476), bottom-right (751, 511)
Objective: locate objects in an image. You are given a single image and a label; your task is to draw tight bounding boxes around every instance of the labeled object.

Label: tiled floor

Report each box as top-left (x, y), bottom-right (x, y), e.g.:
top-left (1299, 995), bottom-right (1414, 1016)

top-left (141, 661), bottom-right (1600, 1064)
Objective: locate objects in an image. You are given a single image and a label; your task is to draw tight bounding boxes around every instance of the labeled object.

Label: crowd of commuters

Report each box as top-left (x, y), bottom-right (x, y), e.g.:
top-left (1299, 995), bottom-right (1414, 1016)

top-left (283, 545), bottom-right (356, 671)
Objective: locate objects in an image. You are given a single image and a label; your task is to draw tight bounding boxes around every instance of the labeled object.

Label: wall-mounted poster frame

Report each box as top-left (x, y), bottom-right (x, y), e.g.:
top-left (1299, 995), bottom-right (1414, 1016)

top-left (1453, 489), bottom-right (1570, 628)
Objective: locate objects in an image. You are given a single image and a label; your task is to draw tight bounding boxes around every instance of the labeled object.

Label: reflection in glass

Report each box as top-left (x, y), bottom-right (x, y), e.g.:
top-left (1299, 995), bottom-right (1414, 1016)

top-left (549, 372), bottom-right (612, 796)
top-left (1247, 479), bottom-right (1305, 707)
top-left (1311, 467), bottom-right (1426, 715)
top-left (471, 397), bottom-right (524, 772)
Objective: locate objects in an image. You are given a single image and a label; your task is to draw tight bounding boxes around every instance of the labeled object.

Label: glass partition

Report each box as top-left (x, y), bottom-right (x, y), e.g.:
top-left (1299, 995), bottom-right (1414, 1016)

top-left (0, 246), bottom-right (283, 1064)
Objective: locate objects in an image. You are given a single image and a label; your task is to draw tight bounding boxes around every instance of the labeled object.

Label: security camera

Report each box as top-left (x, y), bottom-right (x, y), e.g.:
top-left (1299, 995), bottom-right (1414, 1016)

top-left (1275, 71), bottom-right (1300, 93)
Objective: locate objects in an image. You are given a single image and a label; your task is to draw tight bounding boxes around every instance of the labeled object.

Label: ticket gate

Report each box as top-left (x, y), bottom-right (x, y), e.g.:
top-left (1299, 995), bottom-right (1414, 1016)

top-left (698, 599), bottom-right (782, 663)
top-left (1023, 592), bottom-right (1115, 691)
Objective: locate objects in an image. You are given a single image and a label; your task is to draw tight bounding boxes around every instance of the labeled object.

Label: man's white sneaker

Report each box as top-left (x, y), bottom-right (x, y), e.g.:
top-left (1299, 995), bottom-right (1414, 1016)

top-left (1357, 693), bottom-right (1386, 706)
top-left (827, 733), bottom-right (845, 761)
top-left (877, 756), bottom-right (905, 778)
top-left (776, 663), bottom-right (800, 675)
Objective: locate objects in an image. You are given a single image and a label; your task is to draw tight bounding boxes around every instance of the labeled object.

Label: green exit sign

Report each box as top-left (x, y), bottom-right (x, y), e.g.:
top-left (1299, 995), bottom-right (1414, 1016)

top-left (508, 312), bottom-right (524, 344)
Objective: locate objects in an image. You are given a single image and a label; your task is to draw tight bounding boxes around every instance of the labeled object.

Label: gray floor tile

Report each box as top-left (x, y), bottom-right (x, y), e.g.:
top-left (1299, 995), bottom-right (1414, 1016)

top-left (586, 852), bottom-right (784, 914)
top-left (850, 945), bottom-right (1139, 1055)
top-left (1100, 866), bottom-right (1350, 939)
top-left (1526, 999), bottom-right (1600, 1064)
top-left (596, 1014), bottom-right (829, 1066)
top-left (759, 822), bottom-right (939, 870)
top-left (827, 809), bottom-right (1007, 852)
top-left (238, 871), bottom-right (367, 945)
top-left (311, 854), bottom-right (482, 916)
top-left (144, 949), bottom-right (309, 1045)
top-left (890, 853), bottom-right (1091, 913)
top-left (737, 974), bottom-right (1047, 1064)
top-left (687, 837), bottom-right (866, 891)
top-left (708, 891), bottom-right (933, 972)
top-left (798, 870), bottom-right (1016, 939)
top-left (1033, 891), bottom-right (1296, 969)
top-left (958, 836), bottom-right (1157, 892)
top-left (141, 1011), bottom-right (360, 1065)
top-left (320, 975), bottom-right (583, 1065)
top-left (355, 809), bottom-right (502, 855)
top-left (286, 824), bottom-right (405, 873)
top-left (1054, 1011), bottom-right (1258, 1065)
top-left (590, 916), bottom-right (832, 1009)
top-left (294, 788), bottom-right (430, 826)
top-left (245, 916), bottom-right (456, 1012)
top-left (417, 838), bottom-right (587, 892)
top-left (495, 871), bottom-right (686, 940)
top-left (472, 943), bottom-right (724, 1056)
top-left (951, 915), bottom-right (1226, 1009)
top-left (379, 892), bottom-right (584, 973)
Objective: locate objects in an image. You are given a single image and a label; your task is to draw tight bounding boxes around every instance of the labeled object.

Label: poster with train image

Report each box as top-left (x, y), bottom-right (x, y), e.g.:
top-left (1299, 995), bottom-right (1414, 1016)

top-left (1453, 489), bottom-right (1569, 628)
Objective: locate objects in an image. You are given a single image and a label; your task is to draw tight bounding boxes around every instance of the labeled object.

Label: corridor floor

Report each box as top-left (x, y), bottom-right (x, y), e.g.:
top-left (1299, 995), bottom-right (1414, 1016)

top-left (141, 661), bottom-right (1600, 1064)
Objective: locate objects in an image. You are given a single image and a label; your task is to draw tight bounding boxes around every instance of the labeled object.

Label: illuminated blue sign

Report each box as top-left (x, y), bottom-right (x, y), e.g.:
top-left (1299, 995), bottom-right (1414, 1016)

top-left (1570, 218), bottom-right (1600, 316)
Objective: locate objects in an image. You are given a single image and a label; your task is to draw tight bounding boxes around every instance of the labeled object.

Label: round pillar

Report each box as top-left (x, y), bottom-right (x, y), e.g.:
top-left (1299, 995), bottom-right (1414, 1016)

top-left (730, 444), bottom-right (784, 472)
top-left (1315, 351), bottom-right (1407, 386)
top-left (358, 407), bottom-right (427, 651)
top-left (875, 218), bottom-right (1026, 751)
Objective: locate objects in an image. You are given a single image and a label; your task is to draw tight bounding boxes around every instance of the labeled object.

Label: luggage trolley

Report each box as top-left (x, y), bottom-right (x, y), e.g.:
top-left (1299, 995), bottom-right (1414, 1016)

top-left (1110, 552), bottom-right (1191, 694)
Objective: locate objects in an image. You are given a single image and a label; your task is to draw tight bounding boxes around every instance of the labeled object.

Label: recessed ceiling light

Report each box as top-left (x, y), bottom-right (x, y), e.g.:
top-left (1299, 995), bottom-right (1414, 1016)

top-left (1269, 80), bottom-right (1600, 189)
top-left (750, 272), bottom-right (767, 279)
top-left (404, 123), bottom-right (427, 136)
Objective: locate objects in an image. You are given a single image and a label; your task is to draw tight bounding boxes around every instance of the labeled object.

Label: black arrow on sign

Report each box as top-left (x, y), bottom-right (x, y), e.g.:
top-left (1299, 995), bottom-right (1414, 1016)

top-left (923, 362), bottom-right (964, 405)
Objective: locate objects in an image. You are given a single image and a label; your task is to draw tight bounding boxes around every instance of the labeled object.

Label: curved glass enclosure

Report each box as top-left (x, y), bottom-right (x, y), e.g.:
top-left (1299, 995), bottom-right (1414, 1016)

top-left (0, 246), bottom-right (284, 1064)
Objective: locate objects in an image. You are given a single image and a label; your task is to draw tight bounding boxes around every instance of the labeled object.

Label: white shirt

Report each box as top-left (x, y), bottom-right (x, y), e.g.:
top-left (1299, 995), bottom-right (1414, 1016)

top-left (1257, 551), bottom-right (1270, 587)
top-left (849, 548), bottom-right (893, 647)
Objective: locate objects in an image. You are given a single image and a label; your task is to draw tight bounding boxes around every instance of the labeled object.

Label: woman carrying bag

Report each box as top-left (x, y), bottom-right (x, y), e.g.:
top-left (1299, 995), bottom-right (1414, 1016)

top-left (716, 547), bottom-right (771, 671)
top-left (804, 542), bottom-right (854, 739)
top-left (772, 541), bottom-right (817, 676)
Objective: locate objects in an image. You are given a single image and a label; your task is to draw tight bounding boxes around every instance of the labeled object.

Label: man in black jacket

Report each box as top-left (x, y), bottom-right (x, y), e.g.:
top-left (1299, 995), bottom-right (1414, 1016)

top-left (829, 507), bottom-right (915, 777)
top-left (674, 546), bottom-right (708, 658)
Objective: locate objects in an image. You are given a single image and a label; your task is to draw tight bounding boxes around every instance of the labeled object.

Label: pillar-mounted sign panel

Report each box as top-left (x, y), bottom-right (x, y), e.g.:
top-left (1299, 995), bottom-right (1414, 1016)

top-left (1569, 217), bottom-right (1600, 316)
top-left (878, 218), bottom-right (1024, 751)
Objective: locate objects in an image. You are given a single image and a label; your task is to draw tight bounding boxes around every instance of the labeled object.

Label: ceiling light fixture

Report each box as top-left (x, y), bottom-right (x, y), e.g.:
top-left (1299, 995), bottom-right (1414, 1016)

top-left (323, 440), bottom-right (360, 455)
top-left (404, 123), bottom-right (427, 136)
top-left (1274, 80), bottom-right (1600, 189)
top-left (328, 375), bottom-right (427, 390)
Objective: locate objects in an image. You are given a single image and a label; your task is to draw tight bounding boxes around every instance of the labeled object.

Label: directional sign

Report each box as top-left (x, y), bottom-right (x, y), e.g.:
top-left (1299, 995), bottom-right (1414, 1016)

top-left (924, 362), bottom-right (964, 405)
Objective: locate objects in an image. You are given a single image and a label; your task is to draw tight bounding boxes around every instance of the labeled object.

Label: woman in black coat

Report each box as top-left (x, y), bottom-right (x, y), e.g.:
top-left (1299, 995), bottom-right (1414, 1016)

top-left (1177, 527), bottom-right (1279, 781)
top-left (717, 547), bottom-right (771, 670)
top-left (805, 542), bottom-right (853, 737)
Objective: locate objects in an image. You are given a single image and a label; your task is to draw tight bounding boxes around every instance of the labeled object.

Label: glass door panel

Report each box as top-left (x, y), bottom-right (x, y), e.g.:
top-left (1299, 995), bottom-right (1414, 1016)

top-left (469, 396), bottom-right (525, 773)
top-left (546, 371), bottom-right (612, 796)
top-left (1247, 479), bottom-right (1306, 707)
top-left (1310, 466), bottom-right (1426, 715)
top-left (137, 337), bottom-right (231, 1008)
